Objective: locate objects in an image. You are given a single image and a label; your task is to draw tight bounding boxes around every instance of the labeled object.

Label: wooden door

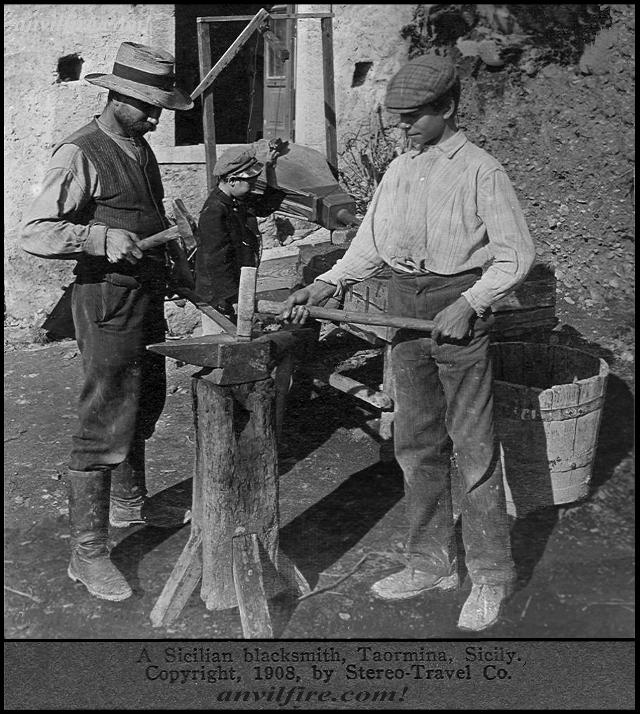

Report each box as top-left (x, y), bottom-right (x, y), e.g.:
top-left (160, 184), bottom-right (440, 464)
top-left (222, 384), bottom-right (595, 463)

top-left (263, 4), bottom-right (296, 141)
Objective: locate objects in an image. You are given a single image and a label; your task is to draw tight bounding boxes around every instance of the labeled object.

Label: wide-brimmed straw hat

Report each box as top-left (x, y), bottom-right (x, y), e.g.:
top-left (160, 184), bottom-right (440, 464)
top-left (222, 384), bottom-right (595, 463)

top-left (84, 42), bottom-right (194, 111)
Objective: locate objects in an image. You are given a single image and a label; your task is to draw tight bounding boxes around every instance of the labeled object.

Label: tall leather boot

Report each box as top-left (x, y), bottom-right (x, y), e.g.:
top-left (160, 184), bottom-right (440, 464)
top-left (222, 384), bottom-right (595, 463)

top-left (67, 469), bottom-right (132, 602)
top-left (109, 440), bottom-right (190, 528)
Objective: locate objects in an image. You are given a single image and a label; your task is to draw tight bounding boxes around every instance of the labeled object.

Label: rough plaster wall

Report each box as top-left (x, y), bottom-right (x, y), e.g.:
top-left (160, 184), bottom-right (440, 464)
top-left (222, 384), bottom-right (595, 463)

top-left (295, 4), bottom-right (416, 156)
top-left (333, 4), bottom-right (416, 143)
top-left (161, 165), bottom-right (209, 228)
top-left (4, 4), bottom-right (175, 323)
top-left (6, 3), bottom-right (418, 328)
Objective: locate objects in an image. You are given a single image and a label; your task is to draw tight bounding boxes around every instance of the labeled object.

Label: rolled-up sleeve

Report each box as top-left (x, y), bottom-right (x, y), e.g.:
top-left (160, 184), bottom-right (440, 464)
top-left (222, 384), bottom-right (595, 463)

top-left (317, 167), bottom-right (393, 289)
top-left (462, 168), bottom-right (536, 314)
top-left (21, 144), bottom-right (106, 259)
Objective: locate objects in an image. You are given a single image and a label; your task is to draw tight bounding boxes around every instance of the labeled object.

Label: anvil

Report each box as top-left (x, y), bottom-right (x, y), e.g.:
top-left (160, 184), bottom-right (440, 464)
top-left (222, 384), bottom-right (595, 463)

top-left (147, 329), bottom-right (315, 385)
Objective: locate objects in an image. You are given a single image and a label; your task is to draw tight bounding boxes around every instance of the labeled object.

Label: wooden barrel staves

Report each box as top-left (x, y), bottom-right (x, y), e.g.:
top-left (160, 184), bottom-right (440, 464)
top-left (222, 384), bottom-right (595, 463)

top-left (491, 342), bottom-right (609, 517)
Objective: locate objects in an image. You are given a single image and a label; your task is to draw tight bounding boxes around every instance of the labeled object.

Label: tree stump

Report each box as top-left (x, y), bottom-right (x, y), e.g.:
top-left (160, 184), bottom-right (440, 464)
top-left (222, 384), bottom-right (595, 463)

top-left (194, 374), bottom-right (280, 610)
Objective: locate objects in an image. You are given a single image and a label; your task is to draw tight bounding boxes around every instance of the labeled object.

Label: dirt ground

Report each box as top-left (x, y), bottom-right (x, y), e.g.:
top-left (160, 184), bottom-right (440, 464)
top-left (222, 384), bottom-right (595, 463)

top-left (4, 5), bottom-right (635, 640)
top-left (3, 295), bottom-right (635, 639)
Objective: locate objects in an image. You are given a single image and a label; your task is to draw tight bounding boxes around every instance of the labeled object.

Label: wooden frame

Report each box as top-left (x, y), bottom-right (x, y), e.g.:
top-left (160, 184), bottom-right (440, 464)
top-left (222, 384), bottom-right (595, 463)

top-left (193, 8), bottom-right (337, 189)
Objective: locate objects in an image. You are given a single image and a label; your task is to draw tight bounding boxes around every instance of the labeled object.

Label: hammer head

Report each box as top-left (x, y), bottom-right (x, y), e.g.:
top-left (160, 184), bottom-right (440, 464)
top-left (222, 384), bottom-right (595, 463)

top-left (172, 198), bottom-right (198, 253)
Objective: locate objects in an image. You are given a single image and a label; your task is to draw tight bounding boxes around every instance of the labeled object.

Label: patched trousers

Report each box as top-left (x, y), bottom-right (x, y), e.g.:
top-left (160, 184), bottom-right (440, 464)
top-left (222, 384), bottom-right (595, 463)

top-left (389, 270), bottom-right (515, 586)
top-left (69, 273), bottom-right (167, 472)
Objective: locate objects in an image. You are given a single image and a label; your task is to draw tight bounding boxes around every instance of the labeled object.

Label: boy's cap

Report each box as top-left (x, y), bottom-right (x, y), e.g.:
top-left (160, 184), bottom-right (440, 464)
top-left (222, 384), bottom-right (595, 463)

top-left (214, 148), bottom-right (264, 179)
top-left (385, 53), bottom-right (458, 113)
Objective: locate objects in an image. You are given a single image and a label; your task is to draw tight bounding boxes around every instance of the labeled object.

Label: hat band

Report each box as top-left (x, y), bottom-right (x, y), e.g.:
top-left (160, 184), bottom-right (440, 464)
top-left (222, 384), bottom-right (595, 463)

top-left (112, 62), bottom-right (175, 91)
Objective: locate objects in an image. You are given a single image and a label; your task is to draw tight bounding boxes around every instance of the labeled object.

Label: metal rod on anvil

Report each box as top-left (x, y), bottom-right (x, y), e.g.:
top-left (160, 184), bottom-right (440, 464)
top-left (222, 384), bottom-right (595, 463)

top-left (236, 266), bottom-right (258, 341)
top-left (256, 300), bottom-right (436, 333)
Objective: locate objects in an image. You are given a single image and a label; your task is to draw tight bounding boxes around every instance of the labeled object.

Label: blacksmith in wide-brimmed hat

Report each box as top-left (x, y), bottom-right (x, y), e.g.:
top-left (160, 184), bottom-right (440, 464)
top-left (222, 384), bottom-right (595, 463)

top-left (21, 42), bottom-right (196, 603)
top-left (281, 52), bottom-right (536, 633)
top-left (84, 41), bottom-right (193, 111)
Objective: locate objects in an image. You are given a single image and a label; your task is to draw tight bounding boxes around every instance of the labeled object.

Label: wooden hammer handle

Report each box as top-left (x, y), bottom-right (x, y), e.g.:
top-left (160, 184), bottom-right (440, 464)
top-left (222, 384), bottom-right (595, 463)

top-left (256, 300), bottom-right (435, 333)
top-left (136, 225), bottom-right (181, 252)
top-left (175, 287), bottom-right (237, 336)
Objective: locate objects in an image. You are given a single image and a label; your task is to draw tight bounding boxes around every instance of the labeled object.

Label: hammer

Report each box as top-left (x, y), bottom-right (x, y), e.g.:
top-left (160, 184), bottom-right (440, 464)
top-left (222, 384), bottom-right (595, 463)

top-left (236, 266), bottom-right (436, 337)
top-left (136, 198), bottom-right (197, 252)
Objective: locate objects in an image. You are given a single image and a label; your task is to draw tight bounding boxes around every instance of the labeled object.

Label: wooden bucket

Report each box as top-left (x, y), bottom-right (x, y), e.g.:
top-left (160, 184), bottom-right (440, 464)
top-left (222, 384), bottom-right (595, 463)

top-left (491, 342), bottom-right (609, 517)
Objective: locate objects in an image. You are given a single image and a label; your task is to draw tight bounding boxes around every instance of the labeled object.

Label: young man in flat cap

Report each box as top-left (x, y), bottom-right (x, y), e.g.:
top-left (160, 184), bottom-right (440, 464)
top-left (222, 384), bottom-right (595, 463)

top-left (21, 42), bottom-right (194, 602)
top-left (194, 147), bottom-right (265, 332)
top-left (282, 53), bottom-right (536, 631)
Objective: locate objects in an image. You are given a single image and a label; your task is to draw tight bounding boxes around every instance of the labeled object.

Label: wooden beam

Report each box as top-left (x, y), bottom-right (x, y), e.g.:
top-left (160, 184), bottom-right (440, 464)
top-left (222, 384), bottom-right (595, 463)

top-left (196, 20), bottom-right (217, 192)
top-left (150, 531), bottom-right (203, 628)
top-left (192, 8), bottom-right (270, 101)
top-left (321, 16), bottom-right (338, 174)
top-left (198, 13), bottom-right (333, 22)
top-left (232, 533), bottom-right (274, 639)
top-left (327, 372), bottom-right (393, 409)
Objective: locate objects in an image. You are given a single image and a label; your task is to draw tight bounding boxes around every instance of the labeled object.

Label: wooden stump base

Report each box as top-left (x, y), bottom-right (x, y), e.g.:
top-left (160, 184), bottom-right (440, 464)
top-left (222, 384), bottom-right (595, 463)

top-left (150, 370), bottom-right (309, 636)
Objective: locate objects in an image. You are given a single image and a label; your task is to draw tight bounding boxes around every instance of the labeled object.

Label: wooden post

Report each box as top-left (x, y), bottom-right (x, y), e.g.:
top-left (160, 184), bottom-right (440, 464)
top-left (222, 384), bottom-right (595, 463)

top-left (320, 16), bottom-right (337, 175)
top-left (197, 19), bottom-right (217, 192)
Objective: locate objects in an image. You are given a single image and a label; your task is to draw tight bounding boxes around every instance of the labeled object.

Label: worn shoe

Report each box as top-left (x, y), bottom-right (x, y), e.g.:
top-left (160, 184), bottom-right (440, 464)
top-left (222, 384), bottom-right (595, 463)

top-left (68, 549), bottom-right (132, 602)
top-left (371, 566), bottom-right (459, 601)
top-left (457, 584), bottom-right (511, 631)
top-left (109, 496), bottom-right (191, 528)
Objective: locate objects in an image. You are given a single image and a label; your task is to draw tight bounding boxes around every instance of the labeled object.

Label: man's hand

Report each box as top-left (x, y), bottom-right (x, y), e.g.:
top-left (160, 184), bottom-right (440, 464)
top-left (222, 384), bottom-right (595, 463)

top-left (105, 228), bottom-right (143, 265)
top-left (431, 295), bottom-right (477, 343)
top-left (281, 280), bottom-right (337, 324)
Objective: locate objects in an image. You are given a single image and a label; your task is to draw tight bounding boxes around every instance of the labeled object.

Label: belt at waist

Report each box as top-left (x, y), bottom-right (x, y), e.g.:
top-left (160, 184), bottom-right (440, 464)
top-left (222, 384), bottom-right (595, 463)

top-left (391, 267), bottom-right (482, 279)
top-left (391, 267), bottom-right (481, 291)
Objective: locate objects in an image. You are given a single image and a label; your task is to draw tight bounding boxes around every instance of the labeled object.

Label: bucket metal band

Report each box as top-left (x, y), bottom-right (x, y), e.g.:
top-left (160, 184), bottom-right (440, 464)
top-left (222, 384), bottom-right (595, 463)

top-left (548, 447), bottom-right (594, 472)
top-left (540, 394), bottom-right (604, 422)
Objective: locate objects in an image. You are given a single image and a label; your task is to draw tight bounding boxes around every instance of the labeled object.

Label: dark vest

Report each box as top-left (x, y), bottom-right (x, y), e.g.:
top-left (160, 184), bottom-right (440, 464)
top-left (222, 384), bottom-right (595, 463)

top-left (59, 119), bottom-right (168, 282)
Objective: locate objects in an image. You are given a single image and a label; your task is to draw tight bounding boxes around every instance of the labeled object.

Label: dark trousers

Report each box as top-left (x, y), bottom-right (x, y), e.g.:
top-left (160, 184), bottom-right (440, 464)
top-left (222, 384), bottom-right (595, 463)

top-left (69, 274), bottom-right (167, 472)
top-left (389, 270), bottom-right (515, 586)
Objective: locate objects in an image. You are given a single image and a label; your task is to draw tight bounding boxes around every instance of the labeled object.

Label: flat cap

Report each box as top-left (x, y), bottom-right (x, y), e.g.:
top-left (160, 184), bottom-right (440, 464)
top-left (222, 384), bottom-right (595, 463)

top-left (385, 53), bottom-right (458, 113)
top-left (214, 147), bottom-right (264, 179)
